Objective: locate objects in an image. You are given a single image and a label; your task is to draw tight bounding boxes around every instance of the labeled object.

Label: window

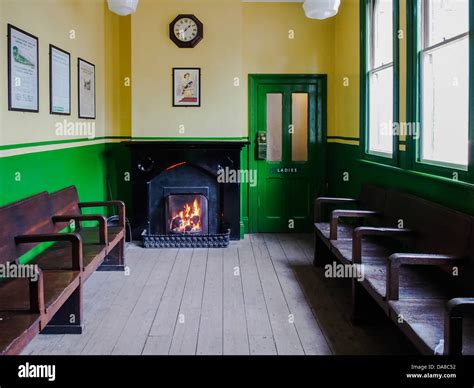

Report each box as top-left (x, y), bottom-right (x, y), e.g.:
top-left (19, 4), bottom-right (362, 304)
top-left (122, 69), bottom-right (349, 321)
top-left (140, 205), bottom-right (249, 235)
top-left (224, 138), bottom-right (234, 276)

top-left (419, 0), bottom-right (470, 169)
top-left (366, 0), bottom-right (395, 157)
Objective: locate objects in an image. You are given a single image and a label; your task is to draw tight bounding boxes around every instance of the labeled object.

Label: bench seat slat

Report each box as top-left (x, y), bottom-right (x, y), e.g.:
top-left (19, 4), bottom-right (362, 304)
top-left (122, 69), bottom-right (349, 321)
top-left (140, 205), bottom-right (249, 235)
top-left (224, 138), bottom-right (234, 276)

top-left (0, 312), bottom-right (40, 355)
top-left (330, 238), bottom-right (397, 265)
top-left (78, 226), bottom-right (124, 247)
top-left (389, 299), bottom-right (474, 355)
top-left (31, 242), bottom-right (106, 271)
top-left (364, 263), bottom-right (454, 301)
top-left (314, 222), bottom-right (355, 241)
top-left (0, 272), bottom-right (80, 314)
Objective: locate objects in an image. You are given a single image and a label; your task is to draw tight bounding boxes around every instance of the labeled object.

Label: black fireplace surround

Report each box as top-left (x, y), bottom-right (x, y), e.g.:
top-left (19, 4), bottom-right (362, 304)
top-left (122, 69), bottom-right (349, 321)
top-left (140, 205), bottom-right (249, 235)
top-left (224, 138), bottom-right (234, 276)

top-left (126, 141), bottom-right (248, 245)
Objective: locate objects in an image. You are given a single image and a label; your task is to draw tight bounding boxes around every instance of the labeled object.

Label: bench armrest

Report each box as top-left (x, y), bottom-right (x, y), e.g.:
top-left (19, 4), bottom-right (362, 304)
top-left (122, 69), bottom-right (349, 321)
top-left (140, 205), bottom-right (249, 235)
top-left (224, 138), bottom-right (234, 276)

top-left (0, 267), bottom-right (45, 314)
top-left (314, 197), bottom-right (358, 222)
top-left (52, 214), bottom-right (108, 245)
top-left (29, 267), bottom-right (45, 314)
top-left (352, 227), bottom-right (414, 264)
top-left (444, 298), bottom-right (474, 355)
top-left (79, 201), bottom-right (126, 227)
top-left (386, 253), bottom-right (465, 300)
top-left (329, 210), bottom-right (380, 240)
top-left (15, 233), bottom-right (83, 271)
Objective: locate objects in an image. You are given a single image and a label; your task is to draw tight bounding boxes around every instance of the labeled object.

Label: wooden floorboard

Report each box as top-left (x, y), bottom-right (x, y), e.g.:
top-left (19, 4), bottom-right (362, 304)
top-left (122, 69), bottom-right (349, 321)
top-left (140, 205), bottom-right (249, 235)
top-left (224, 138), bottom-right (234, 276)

top-left (112, 248), bottom-right (178, 355)
top-left (222, 246), bottom-right (250, 355)
top-left (239, 237), bottom-right (277, 355)
top-left (196, 248), bottom-right (224, 355)
top-left (169, 248), bottom-right (208, 355)
top-left (256, 235), bottom-right (305, 355)
top-left (22, 234), bottom-right (415, 355)
top-left (81, 248), bottom-right (156, 355)
top-left (143, 248), bottom-right (193, 355)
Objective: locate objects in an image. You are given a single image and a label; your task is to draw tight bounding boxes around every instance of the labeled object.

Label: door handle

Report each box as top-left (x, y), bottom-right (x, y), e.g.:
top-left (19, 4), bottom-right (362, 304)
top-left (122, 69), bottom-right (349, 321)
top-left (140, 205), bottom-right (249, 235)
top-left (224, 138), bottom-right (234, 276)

top-left (257, 132), bottom-right (267, 160)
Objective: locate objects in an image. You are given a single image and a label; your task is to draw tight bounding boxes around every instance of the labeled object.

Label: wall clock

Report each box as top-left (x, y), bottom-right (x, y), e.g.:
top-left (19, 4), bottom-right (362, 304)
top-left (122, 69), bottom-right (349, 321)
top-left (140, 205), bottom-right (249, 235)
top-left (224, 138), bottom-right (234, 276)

top-left (169, 14), bottom-right (204, 48)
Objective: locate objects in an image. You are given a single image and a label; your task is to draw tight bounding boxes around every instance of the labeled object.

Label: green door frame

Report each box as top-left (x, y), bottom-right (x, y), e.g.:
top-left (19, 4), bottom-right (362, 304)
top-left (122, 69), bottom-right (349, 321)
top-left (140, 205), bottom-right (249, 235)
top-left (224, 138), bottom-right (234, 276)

top-left (247, 74), bottom-right (327, 233)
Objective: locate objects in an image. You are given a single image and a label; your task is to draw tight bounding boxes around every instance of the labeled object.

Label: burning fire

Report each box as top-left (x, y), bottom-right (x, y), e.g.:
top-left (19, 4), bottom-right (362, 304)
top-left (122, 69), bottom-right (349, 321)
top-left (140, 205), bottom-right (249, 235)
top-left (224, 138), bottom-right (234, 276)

top-left (170, 198), bottom-right (202, 234)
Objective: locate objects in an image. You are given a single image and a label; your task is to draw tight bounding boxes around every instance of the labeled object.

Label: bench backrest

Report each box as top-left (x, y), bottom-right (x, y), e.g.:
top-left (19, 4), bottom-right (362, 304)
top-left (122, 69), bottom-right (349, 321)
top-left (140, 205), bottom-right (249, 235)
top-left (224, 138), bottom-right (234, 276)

top-left (359, 184), bottom-right (387, 212)
top-left (460, 227), bottom-right (474, 293)
top-left (384, 190), bottom-right (472, 256)
top-left (382, 189), bottom-right (474, 294)
top-left (48, 186), bottom-right (81, 233)
top-left (0, 192), bottom-right (55, 264)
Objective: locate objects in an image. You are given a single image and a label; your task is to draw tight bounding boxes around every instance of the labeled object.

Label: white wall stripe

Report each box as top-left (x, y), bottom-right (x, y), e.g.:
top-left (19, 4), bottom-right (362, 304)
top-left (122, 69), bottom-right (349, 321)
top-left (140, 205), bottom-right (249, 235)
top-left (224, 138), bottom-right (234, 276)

top-left (0, 138), bottom-right (124, 158)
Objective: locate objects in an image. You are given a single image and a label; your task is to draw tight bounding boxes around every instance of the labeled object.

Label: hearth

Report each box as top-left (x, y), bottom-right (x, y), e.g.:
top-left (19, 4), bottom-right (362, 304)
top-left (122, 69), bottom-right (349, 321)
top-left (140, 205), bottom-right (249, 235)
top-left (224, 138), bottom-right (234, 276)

top-left (125, 141), bottom-right (248, 248)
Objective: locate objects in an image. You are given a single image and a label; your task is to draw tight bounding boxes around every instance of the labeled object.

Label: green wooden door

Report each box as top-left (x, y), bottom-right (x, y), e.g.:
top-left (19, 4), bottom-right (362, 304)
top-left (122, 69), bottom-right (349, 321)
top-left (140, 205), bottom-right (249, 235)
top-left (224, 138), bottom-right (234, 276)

top-left (250, 75), bottom-right (326, 233)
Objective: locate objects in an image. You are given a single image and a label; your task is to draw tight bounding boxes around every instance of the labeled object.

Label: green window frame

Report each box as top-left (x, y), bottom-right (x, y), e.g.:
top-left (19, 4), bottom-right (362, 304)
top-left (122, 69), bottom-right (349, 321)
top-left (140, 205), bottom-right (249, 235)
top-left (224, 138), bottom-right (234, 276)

top-left (406, 0), bottom-right (473, 182)
top-left (360, 0), bottom-right (400, 166)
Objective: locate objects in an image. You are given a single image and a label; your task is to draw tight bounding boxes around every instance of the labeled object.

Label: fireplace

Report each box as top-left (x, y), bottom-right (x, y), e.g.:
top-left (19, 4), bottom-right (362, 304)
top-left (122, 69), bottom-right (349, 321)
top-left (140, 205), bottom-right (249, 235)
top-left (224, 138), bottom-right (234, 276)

top-left (126, 140), bottom-right (248, 248)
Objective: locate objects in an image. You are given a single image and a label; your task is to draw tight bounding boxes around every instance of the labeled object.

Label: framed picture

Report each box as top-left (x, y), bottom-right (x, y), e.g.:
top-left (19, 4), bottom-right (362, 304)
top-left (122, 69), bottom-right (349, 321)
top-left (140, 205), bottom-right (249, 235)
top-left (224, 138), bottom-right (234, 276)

top-left (173, 67), bottom-right (201, 107)
top-left (78, 58), bottom-right (96, 119)
top-left (7, 24), bottom-right (39, 112)
top-left (49, 45), bottom-right (71, 115)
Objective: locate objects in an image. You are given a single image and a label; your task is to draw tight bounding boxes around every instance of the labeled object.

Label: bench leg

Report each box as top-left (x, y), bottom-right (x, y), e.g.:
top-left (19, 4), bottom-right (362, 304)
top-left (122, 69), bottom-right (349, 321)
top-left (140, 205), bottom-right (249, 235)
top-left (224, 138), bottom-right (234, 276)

top-left (313, 232), bottom-right (332, 267)
top-left (41, 284), bottom-right (83, 335)
top-left (351, 280), bottom-right (385, 325)
top-left (98, 237), bottom-right (126, 272)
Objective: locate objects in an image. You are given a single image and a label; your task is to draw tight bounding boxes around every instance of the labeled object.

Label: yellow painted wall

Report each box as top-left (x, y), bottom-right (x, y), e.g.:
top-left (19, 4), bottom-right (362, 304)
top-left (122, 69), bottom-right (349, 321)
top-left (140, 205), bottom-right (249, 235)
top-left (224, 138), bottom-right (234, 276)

top-left (0, 0), bottom-right (407, 145)
top-left (242, 2), bottom-right (335, 138)
top-left (0, 0), bottom-right (105, 146)
top-left (331, 0), bottom-right (408, 141)
top-left (131, 0), bottom-right (245, 139)
top-left (0, 0), bottom-right (130, 148)
top-left (333, 0), bottom-right (360, 139)
top-left (105, 11), bottom-right (131, 138)
top-left (131, 0), bottom-right (336, 138)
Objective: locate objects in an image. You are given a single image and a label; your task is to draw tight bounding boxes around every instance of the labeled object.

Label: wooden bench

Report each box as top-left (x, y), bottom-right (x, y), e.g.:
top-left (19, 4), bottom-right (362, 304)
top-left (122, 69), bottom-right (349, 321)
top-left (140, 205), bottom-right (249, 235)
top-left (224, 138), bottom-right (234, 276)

top-left (315, 186), bottom-right (474, 355)
top-left (0, 192), bottom-right (82, 354)
top-left (314, 184), bottom-right (387, 265)
top-left (32, 186), bottom-right (126, 279)
top-left (0, 188), bottom-right (127, 355)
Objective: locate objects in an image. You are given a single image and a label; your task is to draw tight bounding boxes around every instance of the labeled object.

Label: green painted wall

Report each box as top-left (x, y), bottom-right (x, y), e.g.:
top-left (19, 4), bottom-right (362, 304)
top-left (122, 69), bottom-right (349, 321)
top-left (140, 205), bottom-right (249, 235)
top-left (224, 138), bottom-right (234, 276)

top-left (327, 143), bottom-right (474, 215)
top-left (0, 144), bottom-right (108, 207)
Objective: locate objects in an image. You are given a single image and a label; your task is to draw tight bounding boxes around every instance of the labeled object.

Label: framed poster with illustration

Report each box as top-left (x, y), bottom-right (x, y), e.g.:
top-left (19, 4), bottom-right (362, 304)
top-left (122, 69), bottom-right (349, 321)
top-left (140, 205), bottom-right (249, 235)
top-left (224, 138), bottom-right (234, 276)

top-left (173, 68), bottom-right (201, 107)
top-left (78, 58), bottom-right (96, 119)
top-left (7, 24), bottom-right (39, 112)
top-left (49, 45), bottom-right (71, 115)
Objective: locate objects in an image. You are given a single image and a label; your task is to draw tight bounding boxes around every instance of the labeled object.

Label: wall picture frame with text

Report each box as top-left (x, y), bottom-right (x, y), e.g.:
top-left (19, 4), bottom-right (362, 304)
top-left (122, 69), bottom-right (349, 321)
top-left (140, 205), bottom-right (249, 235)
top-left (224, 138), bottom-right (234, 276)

top-left (7, 24), bottom-right (39, 112)
top-left (49, 45), bottom-right (71, 115)
top-left (78, 58), bottom-right (96, 119)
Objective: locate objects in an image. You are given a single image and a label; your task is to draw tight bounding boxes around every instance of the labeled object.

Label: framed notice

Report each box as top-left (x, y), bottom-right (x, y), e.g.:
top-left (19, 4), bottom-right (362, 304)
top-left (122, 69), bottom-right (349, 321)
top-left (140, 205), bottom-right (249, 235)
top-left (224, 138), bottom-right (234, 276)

top-left (173, 68), bottom-right (201, 107)
top-left (78, 58), bottom-right (96, 119)
top-left (7, 24), bottom-right (39, 112)
top-left (49, 45), bottom-right (71, 115)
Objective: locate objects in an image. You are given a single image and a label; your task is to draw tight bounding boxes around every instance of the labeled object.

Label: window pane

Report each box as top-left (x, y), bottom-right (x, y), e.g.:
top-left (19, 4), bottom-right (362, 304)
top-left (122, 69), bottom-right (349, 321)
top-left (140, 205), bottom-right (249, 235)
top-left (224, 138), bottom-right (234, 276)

top-left (369, 66), bottom-right (394, 155)
top-left (291, 93), bottom-right (308, 162)
top-left (425, 0), bottom-right (469, 47)
top-left (371, 0), bottom-right (393, 68)
top-left (421, 37), bottom-right (469, 167)
top-left (266, 94), bottom-right (282, 162)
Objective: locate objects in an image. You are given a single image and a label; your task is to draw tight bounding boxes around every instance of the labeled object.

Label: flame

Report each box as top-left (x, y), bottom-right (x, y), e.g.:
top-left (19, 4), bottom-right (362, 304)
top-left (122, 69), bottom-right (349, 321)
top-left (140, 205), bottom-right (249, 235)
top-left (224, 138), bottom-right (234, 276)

top-left (170, 197), bottom-right (202, 234)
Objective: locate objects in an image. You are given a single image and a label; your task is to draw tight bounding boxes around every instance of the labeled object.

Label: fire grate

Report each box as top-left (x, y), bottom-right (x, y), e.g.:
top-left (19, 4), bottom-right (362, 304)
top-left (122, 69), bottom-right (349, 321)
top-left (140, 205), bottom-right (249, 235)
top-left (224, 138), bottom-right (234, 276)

top-left (141, 229), bottom-right (231, 249)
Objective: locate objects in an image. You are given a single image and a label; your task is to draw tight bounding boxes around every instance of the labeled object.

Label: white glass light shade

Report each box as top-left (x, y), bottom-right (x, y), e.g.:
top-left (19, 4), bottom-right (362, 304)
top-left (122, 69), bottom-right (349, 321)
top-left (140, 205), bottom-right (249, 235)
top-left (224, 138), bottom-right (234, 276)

top-left (303, 0), bottom-right (341, 20)
top-left (107, 0), bottom-right (139, 16)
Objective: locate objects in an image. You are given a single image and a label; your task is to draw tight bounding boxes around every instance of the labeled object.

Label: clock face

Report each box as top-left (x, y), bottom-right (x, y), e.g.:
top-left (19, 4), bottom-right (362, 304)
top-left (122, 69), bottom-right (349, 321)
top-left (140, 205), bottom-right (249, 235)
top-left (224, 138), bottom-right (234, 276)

top-left (174, 17), bottom-right (199, 42)
top-left (170, 14), bottom-right (203, 48)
